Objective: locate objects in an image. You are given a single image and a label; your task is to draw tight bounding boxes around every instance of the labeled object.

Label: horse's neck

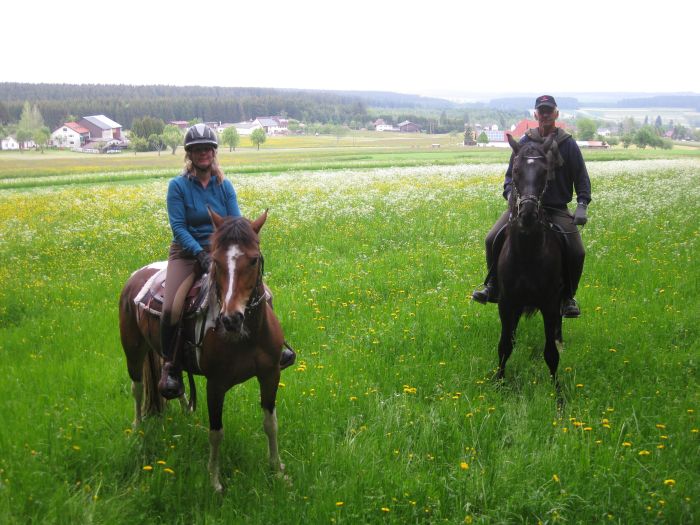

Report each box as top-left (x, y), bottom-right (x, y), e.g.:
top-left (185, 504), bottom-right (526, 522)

top-left (508, 223), bottom-right (545, 256)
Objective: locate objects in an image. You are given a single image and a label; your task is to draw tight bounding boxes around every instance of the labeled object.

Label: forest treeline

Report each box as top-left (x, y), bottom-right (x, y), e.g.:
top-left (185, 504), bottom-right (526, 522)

top-left (0, 83), bottom-right (525, 134)
top-left (0, 83), bottom-right (374, 130)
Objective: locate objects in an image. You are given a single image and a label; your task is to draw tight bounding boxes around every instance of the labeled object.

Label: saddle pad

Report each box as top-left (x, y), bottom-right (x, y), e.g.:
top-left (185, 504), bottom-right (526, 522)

top-left (133, 262), bottom-right (209, 319)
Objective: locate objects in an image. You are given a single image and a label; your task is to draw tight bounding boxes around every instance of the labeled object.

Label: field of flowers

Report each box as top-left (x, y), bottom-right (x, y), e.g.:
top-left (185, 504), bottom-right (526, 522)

top-left (0, 156), bottom-right (698, 523)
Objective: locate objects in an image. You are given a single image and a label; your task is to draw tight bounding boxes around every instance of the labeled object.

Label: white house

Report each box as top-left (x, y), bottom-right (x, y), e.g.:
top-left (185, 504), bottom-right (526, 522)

top-left (255, 116), bottom-right (288, 135)
top-left (1, 136), bottom-right (37, 150)
top-left (51, 122), bottom-right (91, 148)
top-left (1, 136), bottom-right (19, 150)
top-left (233, 120), bottom-right (264, 136)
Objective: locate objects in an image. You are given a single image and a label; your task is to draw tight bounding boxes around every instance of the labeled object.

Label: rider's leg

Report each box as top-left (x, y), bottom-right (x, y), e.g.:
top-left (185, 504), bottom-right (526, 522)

top-left (473, 211), bottom-right (509, 304)
top-left (264, 285), bottom-right (296, 370)
top-left (159, 244), bottom-right (196, 399)
top-left (549, 208), bottom-right (585, 317)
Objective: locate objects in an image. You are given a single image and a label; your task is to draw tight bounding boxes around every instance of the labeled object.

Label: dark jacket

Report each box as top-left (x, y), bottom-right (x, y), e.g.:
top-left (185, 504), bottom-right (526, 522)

top-left (503, 131), bottom-right (592, 209)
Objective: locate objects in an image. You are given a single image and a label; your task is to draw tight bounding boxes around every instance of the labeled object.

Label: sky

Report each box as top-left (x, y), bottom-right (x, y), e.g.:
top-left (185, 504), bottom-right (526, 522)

top-left (4, 0), bottom-right (697, 100)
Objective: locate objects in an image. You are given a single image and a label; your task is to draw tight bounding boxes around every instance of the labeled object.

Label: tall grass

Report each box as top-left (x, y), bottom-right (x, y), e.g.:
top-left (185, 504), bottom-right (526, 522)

top-left (0, 158), bottom-right (697, 523)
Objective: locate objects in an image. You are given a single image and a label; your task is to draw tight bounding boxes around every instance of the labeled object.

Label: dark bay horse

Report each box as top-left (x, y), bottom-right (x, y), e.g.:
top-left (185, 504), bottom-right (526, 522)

top-left (496, 134), bottom-right (564, 388)
top-left (119, 210), bottom-right (285, 491)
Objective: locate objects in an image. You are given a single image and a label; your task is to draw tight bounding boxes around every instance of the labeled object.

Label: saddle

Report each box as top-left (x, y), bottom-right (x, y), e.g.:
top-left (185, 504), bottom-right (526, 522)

top-left (134, 266), bottom-right (210, 321)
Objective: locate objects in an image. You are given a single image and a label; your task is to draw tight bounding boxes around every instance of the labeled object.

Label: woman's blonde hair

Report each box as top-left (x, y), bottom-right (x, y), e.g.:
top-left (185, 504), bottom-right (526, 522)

top-left (185, 149), bottom-right (225, 184)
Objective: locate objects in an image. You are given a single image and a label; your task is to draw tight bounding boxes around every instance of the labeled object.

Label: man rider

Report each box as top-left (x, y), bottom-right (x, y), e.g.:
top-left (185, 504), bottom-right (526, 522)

top-left (472, 95), bottom-right (591, 318)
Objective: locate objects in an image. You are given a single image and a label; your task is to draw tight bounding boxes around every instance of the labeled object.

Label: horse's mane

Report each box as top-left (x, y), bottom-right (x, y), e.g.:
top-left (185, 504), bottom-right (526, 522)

top-left (211, 216), bottom-right (259, 248)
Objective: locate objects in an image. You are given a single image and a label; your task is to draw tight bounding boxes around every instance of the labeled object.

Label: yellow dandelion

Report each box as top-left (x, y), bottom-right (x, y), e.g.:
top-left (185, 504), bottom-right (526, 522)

top-left (157, 460), bottom-right (166, 465)
top-left (72, 445), bottom-right (81, 451)
top-left (657, 444), bottom-right (666, 449)
top-left (688, 409), bottom-right (695, 414)
top-left (655, 424), bottom-right (666, 430)
top-left (465, 516), bottom-right (473, 524)
top-left (609, 348), bottom-right (617, 353)
top-left (691, 429), bottom-right (698, 434)
top-left (552, 474), bottom-right (560, 483)
top-left (664, 479), bottom-right (676, 486)
top-left (349, 396), bottom-right (357, 401)
top-left (460, 462), bottom-right (469, 470)
top-left (584, 427), bottom-right (593, 431)
top-left (381, 507), bottom-right (390, 513)
top-left (622, 442), bottom-right (632, 447)
top-left (278, 382), bottom-right (286, 388)
top-left (638, 450), bottom-right (651, 456)
top-left (336, 501), bottom-right (344, 507)
top-left (576, 383), bottom-right (584, 388)
top-left (466, 412), bottom-right (474, 418)
top-left (142, 465), bottom-right (153, 471)
top-left (163, 467), bottom-right (175, 475)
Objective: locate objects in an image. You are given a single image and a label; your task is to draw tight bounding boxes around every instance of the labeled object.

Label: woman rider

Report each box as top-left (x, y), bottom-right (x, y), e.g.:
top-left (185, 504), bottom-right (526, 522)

top-left (158, 124), bottom-right (295, 399)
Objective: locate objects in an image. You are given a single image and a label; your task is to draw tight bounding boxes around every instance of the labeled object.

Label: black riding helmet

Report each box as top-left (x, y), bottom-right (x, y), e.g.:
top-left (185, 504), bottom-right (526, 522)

top-left (184, 124), bottom-right (218, 151)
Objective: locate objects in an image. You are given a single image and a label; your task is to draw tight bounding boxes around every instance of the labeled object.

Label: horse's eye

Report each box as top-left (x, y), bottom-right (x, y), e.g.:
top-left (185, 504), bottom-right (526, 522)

top-left (249, 257), bottom-right (258, 266)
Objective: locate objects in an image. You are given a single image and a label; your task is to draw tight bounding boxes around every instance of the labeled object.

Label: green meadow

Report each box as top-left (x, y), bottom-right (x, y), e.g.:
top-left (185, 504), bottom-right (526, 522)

top-left (0, 139), bottom-right (698, 524)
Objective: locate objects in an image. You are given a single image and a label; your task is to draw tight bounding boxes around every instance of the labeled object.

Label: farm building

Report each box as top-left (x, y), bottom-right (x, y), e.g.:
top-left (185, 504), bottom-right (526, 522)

top-left (399, 120), bottom-right (421, 133)
top-left (233, 120), bottom-right (264, 136)
top-left (50, 122), bottom-right (90, 148)
top-left (78, 115), bottom-right (123, 141)
top-left (255, 117), bottom-right (288, 135)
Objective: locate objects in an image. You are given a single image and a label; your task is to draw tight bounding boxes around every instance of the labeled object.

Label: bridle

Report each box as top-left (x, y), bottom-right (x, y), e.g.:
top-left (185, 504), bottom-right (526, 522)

top-left (510, 154), bottom-right (550, 222)
top-left (208, 250), bottom-right (267, 317)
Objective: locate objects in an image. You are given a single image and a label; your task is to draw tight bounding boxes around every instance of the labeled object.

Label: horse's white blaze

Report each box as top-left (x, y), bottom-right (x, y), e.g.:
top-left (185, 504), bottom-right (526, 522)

top-left (223, 245), bottom-right (243, 311)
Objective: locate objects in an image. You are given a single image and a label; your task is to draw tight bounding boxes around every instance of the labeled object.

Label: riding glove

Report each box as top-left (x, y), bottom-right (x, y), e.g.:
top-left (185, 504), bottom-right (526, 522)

top-left (573, 202), bottom-right (588, 226)
top-left (196, 250), bottom-right (212, 273)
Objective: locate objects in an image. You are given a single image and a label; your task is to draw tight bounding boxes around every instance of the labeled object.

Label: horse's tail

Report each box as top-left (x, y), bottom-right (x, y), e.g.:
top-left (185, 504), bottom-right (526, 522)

top-left (142, 349), bottom-right (165, 416)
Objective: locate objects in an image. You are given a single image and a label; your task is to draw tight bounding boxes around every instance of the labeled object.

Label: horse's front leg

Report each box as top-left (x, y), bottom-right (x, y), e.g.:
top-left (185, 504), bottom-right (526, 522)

top-left (258, 369), bottom-right (284, 475)
top-left (206, 381), bottom-right (226, 493)
top-left (496, 302), bottom-right (521, 380)
top-left (543, 311), bottom-right (565, 408)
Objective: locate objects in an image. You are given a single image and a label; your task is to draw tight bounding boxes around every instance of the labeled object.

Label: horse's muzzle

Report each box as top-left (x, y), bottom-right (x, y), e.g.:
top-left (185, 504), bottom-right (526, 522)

top-left (220, 311), bottom-right (244, 332)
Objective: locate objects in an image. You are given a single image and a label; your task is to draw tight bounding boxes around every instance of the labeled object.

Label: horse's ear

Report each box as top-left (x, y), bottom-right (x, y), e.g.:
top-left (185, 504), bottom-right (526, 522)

top-left (208, 206), bottom-right (226, 230)
top-left (507, 133), bottom-right (520, 153)
top-left (251, 208), bottom-right (269, 234)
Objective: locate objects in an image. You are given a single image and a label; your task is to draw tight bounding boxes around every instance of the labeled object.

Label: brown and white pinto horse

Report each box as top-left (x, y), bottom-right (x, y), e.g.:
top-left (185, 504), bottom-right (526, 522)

top-left (119, 210), bottom-right (285, 492)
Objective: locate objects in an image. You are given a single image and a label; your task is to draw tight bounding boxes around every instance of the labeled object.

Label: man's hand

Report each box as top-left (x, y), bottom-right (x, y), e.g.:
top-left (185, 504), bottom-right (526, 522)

top-left (196, 250), bottom-right (212, 273)
top-left (573, 203), bottom-right (588, 226)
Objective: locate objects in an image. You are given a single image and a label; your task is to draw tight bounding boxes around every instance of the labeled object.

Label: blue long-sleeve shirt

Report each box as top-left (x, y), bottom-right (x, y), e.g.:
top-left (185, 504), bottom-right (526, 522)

top-left (167, 172), bottom-right (241, 255)
top-left (503, 134), bottom-right (592, 208)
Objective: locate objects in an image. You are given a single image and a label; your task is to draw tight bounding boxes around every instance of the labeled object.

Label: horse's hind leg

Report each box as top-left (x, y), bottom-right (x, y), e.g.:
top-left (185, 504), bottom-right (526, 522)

top-left (258, 371), bottom-right (284, 475)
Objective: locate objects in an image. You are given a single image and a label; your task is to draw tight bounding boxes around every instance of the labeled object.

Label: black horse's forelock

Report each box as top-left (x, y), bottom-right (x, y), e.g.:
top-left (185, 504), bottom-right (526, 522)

top-left (211, 216), bottom-right (259, 249)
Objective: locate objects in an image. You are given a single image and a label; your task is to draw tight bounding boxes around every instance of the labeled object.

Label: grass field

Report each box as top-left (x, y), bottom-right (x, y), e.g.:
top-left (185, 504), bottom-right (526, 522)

top-left (0, 143), bottom-right (698, 523)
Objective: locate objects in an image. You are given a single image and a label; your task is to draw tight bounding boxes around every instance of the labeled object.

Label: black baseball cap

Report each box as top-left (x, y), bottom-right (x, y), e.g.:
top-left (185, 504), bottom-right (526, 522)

top-left (535, 95), bottom-right (557, 109)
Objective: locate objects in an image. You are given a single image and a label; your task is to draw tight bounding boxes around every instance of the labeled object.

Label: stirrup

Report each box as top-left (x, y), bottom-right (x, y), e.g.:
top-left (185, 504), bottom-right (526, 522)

top-left (158, 362), bottom-right (185, 400)
top-left (280, 342), bottom-right (296, 370)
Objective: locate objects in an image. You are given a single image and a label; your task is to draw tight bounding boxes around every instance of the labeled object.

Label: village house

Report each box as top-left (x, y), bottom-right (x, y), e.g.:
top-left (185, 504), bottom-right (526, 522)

top-left (1, 136), bottom-right (36, 150)
top-left (233, 120), bottom-right (264, 136)
top-left (255, 116), bottom-right (288, 135)
top-left (50, 122), bottom-right (90, 148)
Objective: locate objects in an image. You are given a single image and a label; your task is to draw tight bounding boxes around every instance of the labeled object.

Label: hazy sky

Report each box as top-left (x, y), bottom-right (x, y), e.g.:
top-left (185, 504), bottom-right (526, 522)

top-left (4, 0), bottom-right (697, 99)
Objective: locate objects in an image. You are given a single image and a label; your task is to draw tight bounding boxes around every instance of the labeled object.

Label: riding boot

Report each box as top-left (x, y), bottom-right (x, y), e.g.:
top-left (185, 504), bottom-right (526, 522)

top-left (561, 297), bottom-right (581, 318)
top-left (158, 322), bottom-right (185, 399)
top-left (472, 277), bottom-right (499, 304)
top-left (280, 341), bottom-right (296, 370)
top-left (266, 293), bottom-right (297, 370)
